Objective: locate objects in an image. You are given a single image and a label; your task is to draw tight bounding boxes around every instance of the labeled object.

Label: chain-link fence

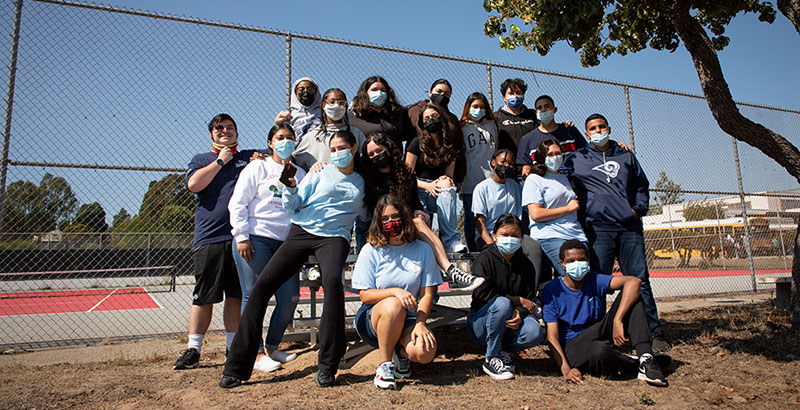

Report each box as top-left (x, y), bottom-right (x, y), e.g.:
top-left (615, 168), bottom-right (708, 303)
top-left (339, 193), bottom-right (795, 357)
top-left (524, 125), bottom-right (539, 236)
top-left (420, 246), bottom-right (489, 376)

top-left (0, 0), bottom-right (797, 349)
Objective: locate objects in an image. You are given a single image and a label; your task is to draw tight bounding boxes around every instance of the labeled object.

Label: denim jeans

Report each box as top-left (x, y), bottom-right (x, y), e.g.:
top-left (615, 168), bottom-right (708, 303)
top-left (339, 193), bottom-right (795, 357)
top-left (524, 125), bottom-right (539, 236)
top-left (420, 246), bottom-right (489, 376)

top-left (461, 193), bottom-right (477, 252)
top-left (417, 182), bottom-right (461, 248)
top-left (586, 228), bottom-right (660, 332)
top-left (538, 238), bottom-right (589, 277)
top-left (466, 296), bottom-right (544, 359)
top-left (231, 234), bottom-right (299, 351)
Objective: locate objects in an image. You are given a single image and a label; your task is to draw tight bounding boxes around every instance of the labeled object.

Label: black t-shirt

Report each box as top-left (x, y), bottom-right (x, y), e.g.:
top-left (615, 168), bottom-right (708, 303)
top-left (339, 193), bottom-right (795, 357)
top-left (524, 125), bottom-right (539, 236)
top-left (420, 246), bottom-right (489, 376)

top-left (516, 124), bottom-right (587, 166)
top-left (405, 137), bottom-right (451, 181)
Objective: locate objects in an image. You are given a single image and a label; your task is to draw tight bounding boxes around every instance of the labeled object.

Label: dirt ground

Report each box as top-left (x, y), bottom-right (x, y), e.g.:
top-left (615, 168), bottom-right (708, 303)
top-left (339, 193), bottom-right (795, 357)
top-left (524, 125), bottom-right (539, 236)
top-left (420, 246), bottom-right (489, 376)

top-left (1, 297), bottom-right (799, 409)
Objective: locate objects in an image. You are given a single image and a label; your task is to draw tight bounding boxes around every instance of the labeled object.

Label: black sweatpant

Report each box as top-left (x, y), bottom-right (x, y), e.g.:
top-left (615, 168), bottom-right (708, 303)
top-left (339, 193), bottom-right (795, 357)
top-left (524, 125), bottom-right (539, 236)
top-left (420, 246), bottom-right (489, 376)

top-left (223, 224), bottom-right (350, 380)
top-left (563, 294), bottom-right (653, 375)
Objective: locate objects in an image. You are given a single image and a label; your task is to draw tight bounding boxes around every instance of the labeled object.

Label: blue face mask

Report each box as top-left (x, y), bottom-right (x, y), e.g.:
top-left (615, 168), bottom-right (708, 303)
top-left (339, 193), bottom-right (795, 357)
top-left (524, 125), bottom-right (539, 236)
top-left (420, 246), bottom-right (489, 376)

top-left (469, 107), bottom-right (485, 121)
top-left (564, 261), bottom-right (590, 281)
top-left (506, 95), bottom-right (524, 109)
top-left (537, 110), bottom-right (555, 124)
top-left (590, 130), bottom-right (610, 147)
top-left (495, 236), bottom-right (521, 255)
top-left (368, 90), bottom-right (387, 108)
top-left (330, 148), bottom-right (354, 168)
top-left (273, 139), bottom-right (296, 159)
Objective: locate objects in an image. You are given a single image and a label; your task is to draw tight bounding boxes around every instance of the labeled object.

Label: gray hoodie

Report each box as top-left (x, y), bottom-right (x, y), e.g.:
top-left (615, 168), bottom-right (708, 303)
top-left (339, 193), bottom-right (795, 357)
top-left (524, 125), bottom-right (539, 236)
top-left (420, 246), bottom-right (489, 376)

top-left (288, 77), bottom-right (322, 141)
top-left (292, 123), bottom-right (366, 172)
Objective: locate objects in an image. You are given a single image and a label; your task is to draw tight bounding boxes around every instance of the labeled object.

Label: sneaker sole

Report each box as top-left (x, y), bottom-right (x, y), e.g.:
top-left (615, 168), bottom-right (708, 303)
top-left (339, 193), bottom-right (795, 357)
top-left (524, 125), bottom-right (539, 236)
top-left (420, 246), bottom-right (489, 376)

top-left (173, 362), bottom-right (199, 370)
top-left (638, 372), bottom-right (668, 386)
top-left (374, 378), bottom-right (397, 390)
top-left (460, 277), bottom-right (486, 292)
top-left (482, 366), bottom-right (514, 380)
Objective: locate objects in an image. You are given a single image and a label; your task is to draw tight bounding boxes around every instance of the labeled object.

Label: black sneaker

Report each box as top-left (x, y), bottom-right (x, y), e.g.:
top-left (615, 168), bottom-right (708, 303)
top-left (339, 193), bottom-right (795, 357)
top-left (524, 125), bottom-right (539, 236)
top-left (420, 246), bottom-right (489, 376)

top-left (638, 354), bottom-right (668, 386)
top-left (173, 348), bottom-right (200, 370)
top-left (446, 264), bottom-right (485, 292)
top-left (498, 351), bottom-right (516, 373)
top-left (218, 375), bottom-right (242, 389)
top-left (482, 357), bottom-right (514, 380)
top-left (315, 369), bottom-right (336, 387)
top-left (627, 353), bottom-right (672, 370)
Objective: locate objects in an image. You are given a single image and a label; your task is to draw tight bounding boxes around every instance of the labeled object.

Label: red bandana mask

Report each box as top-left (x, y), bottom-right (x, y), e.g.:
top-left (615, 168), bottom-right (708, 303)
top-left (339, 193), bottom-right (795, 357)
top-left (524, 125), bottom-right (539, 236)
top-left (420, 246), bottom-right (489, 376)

top-left (382, 219), bottom-right (403, 238)
top-left (212, 143), bottom-right (238, 154)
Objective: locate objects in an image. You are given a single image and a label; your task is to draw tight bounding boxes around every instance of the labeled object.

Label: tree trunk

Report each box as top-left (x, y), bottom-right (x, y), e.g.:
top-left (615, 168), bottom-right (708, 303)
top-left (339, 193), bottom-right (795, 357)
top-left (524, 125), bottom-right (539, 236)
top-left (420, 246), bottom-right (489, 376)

top-left (672, 1), bottom-right (800, 330)
top-left (778, 0), bottom-right (800, 35)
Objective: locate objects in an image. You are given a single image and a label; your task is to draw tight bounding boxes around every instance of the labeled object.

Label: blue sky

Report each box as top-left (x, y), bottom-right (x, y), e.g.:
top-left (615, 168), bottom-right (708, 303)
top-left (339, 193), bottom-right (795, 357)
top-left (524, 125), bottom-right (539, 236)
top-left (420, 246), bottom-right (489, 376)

top-left (3, 0), bottom-right (799, 226)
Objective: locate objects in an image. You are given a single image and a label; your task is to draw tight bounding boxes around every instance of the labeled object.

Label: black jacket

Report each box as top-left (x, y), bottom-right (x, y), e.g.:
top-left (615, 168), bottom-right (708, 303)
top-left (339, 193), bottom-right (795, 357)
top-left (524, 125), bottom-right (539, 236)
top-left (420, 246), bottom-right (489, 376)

top-left (470, 244), bottom-right (539, 317)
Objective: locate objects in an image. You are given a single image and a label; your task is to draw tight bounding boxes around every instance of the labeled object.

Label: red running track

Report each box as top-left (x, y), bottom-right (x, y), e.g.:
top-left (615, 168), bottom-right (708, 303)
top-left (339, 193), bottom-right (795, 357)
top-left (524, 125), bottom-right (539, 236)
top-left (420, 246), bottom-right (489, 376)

top-left (0, 288), bottom-right (161, 317)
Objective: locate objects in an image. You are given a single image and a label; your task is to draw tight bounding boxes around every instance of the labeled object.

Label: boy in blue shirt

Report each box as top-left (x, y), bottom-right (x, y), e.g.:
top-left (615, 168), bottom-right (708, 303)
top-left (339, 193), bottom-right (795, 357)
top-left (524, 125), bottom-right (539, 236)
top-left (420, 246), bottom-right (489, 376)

top-left (542, 240), bottom-right (668, 386)
top-left (563, 113), bottom-right (667, 350)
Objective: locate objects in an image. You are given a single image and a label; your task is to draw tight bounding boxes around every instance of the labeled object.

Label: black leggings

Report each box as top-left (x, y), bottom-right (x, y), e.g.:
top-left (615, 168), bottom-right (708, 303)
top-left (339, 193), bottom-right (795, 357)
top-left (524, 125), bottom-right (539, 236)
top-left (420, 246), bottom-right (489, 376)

top-left (563, 294), bottom-right (653, 375)
top-left (223, 224), bottom-right (350, 380)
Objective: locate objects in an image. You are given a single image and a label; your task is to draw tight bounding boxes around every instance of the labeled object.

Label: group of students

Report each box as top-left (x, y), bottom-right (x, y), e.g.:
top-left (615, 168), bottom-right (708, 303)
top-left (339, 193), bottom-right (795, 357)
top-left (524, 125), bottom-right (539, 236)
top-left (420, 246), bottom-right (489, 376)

top-left (172, 75), bottom-right (672, 391)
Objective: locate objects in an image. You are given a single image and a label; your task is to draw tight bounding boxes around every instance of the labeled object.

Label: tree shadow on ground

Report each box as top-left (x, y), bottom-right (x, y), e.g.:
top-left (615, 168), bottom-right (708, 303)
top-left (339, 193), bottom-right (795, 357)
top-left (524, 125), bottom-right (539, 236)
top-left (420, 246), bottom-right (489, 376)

top-left (662, 301), bottom-right (800, 363)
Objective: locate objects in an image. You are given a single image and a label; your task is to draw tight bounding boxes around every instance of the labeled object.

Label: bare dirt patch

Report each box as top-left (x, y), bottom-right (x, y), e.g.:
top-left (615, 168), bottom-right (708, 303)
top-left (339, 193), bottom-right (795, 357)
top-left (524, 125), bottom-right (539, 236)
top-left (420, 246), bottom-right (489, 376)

top-left (1, 300), bottom-right (799, 409)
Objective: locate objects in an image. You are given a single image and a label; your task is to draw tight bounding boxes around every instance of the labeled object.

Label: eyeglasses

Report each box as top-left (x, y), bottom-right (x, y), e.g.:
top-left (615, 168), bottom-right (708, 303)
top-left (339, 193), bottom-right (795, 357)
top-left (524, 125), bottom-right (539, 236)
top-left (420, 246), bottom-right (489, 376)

top-left (325, 99), bottom-right (347, 106)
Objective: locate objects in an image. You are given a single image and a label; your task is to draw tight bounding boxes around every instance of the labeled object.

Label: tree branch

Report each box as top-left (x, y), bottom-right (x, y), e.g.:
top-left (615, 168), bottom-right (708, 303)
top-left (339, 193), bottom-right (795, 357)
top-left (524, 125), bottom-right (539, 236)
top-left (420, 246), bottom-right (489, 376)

top-left (778, 0), bottom-right (800, 35)
top-left (671, 0), bottom-right (800, 183)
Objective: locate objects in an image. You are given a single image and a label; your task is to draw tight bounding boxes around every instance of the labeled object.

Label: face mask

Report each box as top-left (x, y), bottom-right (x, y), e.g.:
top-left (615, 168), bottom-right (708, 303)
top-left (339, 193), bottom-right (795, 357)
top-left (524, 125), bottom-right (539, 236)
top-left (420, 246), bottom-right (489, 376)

top-left (590, 130), bottom-right (610, 147)
top-left (545, 154), bottom-right (563, 172)
top-left (273, 139), bottom-right (296, 159)
top-left (368, 90), bottom-right (387, 107)
top-left (382, 219), bottom-right (403, 238)
top-left (537, 110), bottom-right (555, 124)
top-left (494, 164), bottom-right (515, 180)
top-left (430, 93), bottom-right (450, 110)
top-left (469, 108), bottom-right (485, 121)
top-left (371, 151), bottom-right (391, 169)
top-left (423, 117), bottom-right (443, 133)
top-left (324, 104), bottom-right (346, 121)
top-left (506, 95), bottom-right (524, 109)
top-left (495, 236), bottom-right (521, 255)
top-left (330, 149), bottom-right (354, 168)
top-left (565, 261), bottom-right (590, 281)
top-left (298, 90), bottom-right (315, 107)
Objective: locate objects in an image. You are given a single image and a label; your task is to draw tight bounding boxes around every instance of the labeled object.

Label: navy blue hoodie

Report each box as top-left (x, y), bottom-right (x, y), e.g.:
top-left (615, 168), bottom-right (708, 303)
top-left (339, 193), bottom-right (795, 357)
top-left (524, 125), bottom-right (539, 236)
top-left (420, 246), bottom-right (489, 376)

top-left (563, 139), bottom-right (649, 232)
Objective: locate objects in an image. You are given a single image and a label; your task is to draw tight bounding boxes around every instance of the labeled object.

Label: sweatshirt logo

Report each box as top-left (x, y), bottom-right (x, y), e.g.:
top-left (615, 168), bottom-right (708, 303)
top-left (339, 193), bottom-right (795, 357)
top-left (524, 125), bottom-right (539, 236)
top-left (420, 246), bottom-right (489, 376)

top-left (592, 161), bottom-right (620, 179)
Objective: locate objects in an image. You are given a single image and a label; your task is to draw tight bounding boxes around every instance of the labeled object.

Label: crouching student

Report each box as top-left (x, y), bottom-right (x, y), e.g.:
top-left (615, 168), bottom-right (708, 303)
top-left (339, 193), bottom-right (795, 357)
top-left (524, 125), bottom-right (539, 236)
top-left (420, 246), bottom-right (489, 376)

top-left (541, 240), bottom-right (669, 386)
top-left (467, 214), bottom-right (545, 380)
top-left (351, 194), bottom-right (442, 390)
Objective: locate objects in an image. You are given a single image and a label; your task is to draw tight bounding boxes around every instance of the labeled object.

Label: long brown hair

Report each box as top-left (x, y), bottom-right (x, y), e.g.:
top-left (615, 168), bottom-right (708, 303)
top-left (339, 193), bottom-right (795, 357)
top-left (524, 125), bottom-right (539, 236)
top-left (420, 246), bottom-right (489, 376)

top-left (417, 104), bottom-right (456, 168)
top-left (350, 76), bottom-right (402, 118)
top-left (367, 194), bottom-right (418, 247)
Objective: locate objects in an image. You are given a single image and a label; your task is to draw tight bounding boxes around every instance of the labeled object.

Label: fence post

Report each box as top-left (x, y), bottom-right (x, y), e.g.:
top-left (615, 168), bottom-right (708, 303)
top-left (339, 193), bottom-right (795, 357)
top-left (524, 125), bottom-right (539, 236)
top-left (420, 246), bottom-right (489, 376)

top-left (285, 31), bottom-right (292, 111)
top-left (714, 201), bottom-right (727, 270)
top-left (667, 205), bottom-right (678, 271)
top-left (776, 200), bottom-right (788, 270)
top-left (624, 86), bottom-right (636, 153)
top-left (0, 0), bottom-right (24, 233)
top-left (731, 137), bottom-right (757, 292)
top-left (486, 63), bottom-right (493, 111)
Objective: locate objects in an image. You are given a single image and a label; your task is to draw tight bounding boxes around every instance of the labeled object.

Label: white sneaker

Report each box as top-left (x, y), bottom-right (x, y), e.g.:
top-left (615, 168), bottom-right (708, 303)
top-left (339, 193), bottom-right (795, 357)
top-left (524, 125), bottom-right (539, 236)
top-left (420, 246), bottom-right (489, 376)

top-left (253, 354), bottom-right (282, 372)
top-left (374, 362), bottom-right (396, 390)
top-left (269, 350), bottom-right (297, 363)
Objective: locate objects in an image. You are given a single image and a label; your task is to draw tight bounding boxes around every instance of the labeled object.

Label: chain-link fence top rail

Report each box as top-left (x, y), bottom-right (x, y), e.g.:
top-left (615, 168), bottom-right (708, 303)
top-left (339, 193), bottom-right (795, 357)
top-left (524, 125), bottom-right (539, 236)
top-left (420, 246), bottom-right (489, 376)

top-left (0, 0), bottom-right (798, 349)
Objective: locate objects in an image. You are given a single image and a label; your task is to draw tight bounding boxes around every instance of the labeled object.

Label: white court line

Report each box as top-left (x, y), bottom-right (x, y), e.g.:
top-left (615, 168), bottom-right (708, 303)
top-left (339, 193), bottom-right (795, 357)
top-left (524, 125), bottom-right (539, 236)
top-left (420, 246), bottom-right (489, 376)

top-left (143, 287), bottom-right (164, 309)
top-left (87, 288), bottom-right (118, 312)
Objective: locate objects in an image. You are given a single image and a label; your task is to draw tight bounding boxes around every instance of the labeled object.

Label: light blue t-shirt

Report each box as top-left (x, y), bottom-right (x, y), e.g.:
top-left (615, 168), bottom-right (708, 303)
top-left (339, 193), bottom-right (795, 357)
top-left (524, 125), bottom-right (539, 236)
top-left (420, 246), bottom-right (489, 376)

top-left (522, 172), bottom-right (586, 241)
top-left (351, 240), bottom-right (443, 312)
top-left (283, 164), bottom-right (366, 240)
top-left (472, 177), bottom-right (522, 234)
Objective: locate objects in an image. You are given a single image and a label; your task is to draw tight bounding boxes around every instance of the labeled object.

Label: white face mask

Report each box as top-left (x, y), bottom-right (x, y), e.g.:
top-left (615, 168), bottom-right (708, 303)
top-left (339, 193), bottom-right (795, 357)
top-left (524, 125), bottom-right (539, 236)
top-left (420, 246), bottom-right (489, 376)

top-left (545, 154), bottom-right (563, 172)
top-left (590, 130), bottom-right (610, 147)
top-left (324, 104), bottom-right (346, 121)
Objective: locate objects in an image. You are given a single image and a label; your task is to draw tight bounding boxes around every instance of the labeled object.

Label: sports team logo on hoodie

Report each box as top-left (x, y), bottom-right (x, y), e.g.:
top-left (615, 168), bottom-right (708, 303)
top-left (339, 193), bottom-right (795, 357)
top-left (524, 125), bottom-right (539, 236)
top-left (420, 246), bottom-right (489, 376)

top-left (592, 161), bottom-right (620, 179)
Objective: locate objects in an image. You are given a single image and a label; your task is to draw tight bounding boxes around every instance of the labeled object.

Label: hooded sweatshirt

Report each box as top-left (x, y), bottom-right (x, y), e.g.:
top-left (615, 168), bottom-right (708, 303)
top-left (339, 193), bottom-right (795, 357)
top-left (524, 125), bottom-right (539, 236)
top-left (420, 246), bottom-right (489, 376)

top-left (291, 123), bottom-right (366, 172)
top-left (563, 139), bottom-right (650, 232)
top-left (470, 244), bottom-right (539, 317)
top-left (288, 77), bottom-right (322, 141)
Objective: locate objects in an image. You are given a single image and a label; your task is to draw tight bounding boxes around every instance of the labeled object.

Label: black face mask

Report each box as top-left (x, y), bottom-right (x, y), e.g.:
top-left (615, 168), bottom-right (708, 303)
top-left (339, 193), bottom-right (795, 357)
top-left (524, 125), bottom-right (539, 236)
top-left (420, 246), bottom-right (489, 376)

top-left (422, 117), bottom-right (443, 133)
top-left (430, 93), bottom-right (450, 110)
top-left (371, 151), bottom-right (391, 169)
top-left (298, 90), bottom-right (315, 106)
top-left (495, 164), bottom-right (515, 180)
